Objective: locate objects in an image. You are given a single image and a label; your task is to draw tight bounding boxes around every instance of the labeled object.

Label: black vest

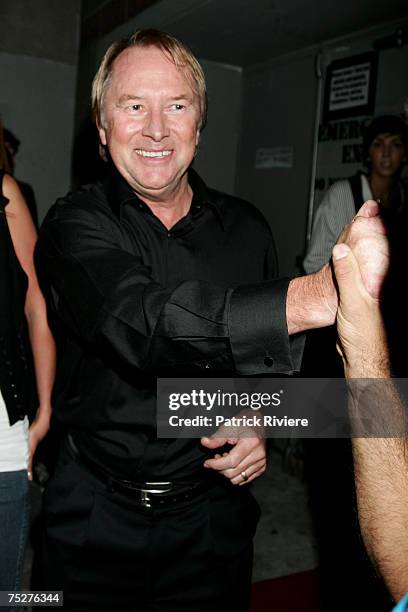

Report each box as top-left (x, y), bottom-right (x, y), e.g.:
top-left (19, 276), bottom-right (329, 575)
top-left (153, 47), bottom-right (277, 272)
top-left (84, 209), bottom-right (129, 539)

top-left (348, 172), bottom-right (365, 213)
top-left (0, 170), bottom-right (37, 425)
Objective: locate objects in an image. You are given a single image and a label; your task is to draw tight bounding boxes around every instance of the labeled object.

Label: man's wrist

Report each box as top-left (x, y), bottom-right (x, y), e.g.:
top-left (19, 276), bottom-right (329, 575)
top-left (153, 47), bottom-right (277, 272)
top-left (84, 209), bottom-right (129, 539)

top-left (287, 263), bottom-right (337, 335)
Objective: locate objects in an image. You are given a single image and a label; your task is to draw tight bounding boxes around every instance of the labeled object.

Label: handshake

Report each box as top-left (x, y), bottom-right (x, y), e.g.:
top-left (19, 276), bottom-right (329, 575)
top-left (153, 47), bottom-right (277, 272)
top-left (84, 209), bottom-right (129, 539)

top-left (330, 199), bottom-right (389, 378)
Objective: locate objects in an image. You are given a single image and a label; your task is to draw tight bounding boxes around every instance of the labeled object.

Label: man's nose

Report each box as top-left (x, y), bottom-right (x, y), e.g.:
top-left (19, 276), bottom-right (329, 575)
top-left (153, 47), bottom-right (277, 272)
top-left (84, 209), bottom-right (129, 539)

top-left (142, 109), bottom-right (169, 141)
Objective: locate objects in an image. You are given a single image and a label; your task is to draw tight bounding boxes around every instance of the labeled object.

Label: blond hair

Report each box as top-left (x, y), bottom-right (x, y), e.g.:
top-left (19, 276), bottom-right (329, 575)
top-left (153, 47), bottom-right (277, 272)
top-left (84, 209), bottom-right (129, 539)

top-left (92, 28), bottom-right (207, 135)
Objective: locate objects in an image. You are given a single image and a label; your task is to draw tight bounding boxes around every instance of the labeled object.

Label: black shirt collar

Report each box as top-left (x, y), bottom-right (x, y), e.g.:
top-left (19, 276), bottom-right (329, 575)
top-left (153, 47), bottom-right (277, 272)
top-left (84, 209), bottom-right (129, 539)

top-left (103, 165), bottom-right (226, 230)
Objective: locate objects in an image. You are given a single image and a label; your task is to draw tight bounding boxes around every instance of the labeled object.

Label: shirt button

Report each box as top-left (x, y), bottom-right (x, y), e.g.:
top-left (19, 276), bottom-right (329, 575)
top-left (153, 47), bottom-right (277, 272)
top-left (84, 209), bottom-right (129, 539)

top-left (167, 232), bottom-right (171, 237)
top-left (264, 356), bottom-right (274, 367)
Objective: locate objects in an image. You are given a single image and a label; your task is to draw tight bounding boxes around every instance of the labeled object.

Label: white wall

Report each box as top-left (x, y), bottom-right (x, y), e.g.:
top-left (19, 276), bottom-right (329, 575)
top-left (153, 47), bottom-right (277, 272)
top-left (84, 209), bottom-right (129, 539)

top-left (0, 52), bottom-right (77, 221)
top-left (193, 60), bottom-right (242, 195)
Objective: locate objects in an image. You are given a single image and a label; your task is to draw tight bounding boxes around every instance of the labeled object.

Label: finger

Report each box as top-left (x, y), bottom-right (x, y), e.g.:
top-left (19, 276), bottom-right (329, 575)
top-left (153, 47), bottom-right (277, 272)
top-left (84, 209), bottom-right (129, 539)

top-left (228, 458), bottom-right (267, 485)
top-left (204, 453), bottom-right (237, 471)
top-left (204, 438), bottom-right (265, 471)
top-left (219, 448), bottom-right (266, 479)
top-left (205, 439), bottom-right (265, 473)
top-left (238, 464), bottom-right (266, 486)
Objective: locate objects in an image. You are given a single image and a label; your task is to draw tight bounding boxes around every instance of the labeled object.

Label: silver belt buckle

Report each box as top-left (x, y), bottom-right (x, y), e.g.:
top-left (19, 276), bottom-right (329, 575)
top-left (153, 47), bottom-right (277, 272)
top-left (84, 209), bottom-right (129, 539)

top-left (141, 481), bottom-right (172, 507)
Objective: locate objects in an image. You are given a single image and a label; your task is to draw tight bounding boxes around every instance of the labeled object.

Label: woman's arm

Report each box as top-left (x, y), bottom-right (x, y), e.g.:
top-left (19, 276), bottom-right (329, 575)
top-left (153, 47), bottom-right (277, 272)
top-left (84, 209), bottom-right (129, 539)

top-left (3, 174), bottom-right (56, 478)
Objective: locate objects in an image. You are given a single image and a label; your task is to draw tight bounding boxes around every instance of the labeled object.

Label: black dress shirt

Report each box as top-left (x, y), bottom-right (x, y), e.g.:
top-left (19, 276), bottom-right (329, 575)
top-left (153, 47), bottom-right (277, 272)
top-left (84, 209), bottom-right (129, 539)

top-left (37, 167), bottom-right (302, 482)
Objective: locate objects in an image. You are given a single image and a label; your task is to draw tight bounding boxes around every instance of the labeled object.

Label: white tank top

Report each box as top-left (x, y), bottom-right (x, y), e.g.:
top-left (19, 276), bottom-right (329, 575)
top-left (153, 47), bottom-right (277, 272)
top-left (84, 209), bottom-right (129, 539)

top-left (0, 389), bottom-right (29, 471)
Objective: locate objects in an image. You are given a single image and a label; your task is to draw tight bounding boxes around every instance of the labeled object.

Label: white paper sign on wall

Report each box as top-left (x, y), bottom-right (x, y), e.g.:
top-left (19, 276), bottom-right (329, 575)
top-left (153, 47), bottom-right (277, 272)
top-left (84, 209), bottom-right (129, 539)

top-left (255, 146), bottom-right (294, 169)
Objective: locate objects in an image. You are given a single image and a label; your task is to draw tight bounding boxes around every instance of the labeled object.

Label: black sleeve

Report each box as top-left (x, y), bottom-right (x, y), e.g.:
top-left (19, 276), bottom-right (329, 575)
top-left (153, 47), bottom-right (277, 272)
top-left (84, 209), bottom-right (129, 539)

top-left (37, 202), bottom-right (301, 374)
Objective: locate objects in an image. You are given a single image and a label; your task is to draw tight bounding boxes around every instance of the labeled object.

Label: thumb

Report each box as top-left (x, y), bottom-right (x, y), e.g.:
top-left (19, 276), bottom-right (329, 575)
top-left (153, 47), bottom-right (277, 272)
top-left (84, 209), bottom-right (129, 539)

top-left (201, 435), bottom-right (239, 448)
top-left (200, 436), bottom-right (228, 449)
top-left (355, 199), bottom-right (379, 218)
top-left (332, 243), bottom-right (365, 302)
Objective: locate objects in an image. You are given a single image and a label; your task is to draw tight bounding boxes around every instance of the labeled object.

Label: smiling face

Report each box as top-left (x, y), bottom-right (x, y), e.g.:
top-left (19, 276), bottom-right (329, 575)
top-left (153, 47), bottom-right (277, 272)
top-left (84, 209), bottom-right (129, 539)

top-left (368, 132), bottom-right (407, 179)
top-left (98, 45), bottom-right (200, 201)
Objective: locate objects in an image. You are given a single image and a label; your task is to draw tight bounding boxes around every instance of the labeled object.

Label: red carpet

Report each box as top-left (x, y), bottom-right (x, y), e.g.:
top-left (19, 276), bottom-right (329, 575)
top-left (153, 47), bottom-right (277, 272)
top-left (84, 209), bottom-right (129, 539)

top-left (250, 569), bottom-right (323, 612)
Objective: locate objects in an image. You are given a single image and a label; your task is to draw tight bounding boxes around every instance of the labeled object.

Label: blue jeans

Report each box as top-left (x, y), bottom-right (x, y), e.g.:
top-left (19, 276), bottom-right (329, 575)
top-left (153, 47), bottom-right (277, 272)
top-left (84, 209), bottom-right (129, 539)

top-left (0, 470), bottom-right (30, 591)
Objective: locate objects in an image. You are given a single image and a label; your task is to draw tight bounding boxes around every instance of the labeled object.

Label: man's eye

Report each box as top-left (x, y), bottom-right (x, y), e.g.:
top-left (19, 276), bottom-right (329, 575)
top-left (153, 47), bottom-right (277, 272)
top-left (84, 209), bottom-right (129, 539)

top-left (172, 104), bottom-right (185, 110)
top-left (123, 104), bottom-right (143, 113)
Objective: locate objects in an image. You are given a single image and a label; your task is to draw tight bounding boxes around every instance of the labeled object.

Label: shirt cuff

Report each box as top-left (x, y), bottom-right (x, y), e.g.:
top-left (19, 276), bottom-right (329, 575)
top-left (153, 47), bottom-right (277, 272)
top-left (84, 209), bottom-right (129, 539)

top-left (228, 279), bottom-right (304, 375)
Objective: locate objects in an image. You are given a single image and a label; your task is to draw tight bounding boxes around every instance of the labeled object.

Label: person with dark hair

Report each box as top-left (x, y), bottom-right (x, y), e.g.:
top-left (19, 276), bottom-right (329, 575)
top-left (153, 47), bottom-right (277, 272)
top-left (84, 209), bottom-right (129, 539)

top-left (3, 127), bottom-right (20, 168)
top-left (36, 29), bottom-right (387, 610)
top-left (0, 121), bottom-right (55, 597)
top-left (303, 114), bottom-right (408, 376)
top-left (304, 114), bottom-right (407, 274)
top-left (0, 120), bottom-right (13, 174)
top-left (1, 126), bottom-right (39, 230)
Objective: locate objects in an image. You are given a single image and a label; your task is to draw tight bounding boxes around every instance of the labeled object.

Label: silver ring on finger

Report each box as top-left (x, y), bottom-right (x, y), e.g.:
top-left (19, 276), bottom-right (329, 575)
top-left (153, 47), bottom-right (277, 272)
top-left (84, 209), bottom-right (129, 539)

top-left (241, 470), bottom-right (249, 482)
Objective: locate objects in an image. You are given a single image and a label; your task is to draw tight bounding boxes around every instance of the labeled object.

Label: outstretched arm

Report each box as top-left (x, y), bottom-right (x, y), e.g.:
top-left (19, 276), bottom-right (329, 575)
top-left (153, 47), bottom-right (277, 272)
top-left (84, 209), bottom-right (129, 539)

top-left (203, 199), bottom-right (389, 486)
top-left (333, 240), bottom-right (408, 602)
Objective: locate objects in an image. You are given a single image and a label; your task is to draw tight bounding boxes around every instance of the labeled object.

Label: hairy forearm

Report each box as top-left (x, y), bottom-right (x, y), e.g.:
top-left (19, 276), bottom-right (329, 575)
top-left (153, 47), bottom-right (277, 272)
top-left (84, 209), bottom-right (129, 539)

top-left (341, 321), bottom-right (390, 380)
top-left (286, 263), bottom-right (337, 335)
top-left (330, 223), bottom-right (404, 599)
top-left (353, 432), bottom-right (408, 601)
top-left (348, 373), bottom-right (408, 601)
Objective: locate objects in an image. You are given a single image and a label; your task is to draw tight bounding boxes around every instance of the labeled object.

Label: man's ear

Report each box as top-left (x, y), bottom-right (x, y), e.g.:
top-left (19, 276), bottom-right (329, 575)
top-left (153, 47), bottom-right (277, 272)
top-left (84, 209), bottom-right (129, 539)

top-left (98, 123), bottom-right (107, 146)
top-left (195, 128), bottom-right (200, 147)
top-left (96, 120), bottom-right (109, 162)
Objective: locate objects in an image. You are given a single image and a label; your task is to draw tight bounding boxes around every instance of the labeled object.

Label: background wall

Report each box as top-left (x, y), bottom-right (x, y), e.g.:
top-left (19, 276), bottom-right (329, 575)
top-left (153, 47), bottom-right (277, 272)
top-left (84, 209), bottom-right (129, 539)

top-left (314, 23), bottom-right (408, 216)
top-left (0, 1), bottom-right (81, 221)
top-left (236, 54), bottom-right (318, 276)
top-left (235, 18), bottom-right (408, 277)
top-left (191, 60), bottom-right (242, 194)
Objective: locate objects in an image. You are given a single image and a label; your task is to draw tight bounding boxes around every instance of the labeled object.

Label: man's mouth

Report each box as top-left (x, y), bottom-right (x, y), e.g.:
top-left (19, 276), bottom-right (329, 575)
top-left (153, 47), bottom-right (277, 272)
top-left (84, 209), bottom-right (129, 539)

top-left (135, 149), bottom-right (172, 158)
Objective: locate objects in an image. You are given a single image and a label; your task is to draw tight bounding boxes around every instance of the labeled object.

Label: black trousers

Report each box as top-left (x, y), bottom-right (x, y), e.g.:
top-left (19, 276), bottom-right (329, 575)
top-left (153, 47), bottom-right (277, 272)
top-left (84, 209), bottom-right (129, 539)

top-left (41, 439), bottom-right (260, 611)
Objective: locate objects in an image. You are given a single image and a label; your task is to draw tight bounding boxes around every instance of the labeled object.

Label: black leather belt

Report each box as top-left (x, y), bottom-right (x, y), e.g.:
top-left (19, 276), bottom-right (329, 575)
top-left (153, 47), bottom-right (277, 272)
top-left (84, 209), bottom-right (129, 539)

top-left (67, 434), bottom-right (210, 508)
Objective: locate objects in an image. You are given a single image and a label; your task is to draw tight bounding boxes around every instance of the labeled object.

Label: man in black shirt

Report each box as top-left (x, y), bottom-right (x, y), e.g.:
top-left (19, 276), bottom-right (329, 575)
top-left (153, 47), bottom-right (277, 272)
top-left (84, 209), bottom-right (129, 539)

top-left (37, 29), bottom-right (388, 610)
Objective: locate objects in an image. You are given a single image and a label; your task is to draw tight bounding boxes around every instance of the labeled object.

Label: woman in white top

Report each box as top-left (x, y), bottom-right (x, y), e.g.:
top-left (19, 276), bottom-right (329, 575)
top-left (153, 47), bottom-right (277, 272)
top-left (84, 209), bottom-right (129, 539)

top-left (0, 121), bottom-right (55, 594)
top-left (304, 114), bottom-right (408, 274)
